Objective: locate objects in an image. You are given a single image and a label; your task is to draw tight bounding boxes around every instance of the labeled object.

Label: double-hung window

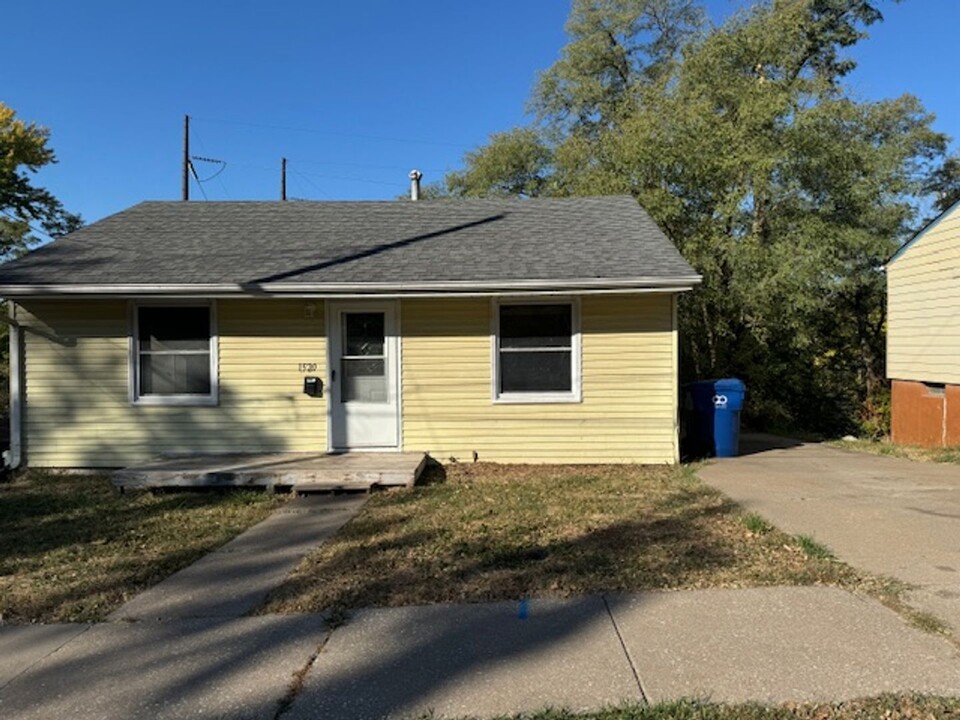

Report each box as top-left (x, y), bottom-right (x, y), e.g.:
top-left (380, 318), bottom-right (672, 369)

top-left (494, 301), bottom-right (580, 402)
top-left (133, 304), bottom-right (217, 405)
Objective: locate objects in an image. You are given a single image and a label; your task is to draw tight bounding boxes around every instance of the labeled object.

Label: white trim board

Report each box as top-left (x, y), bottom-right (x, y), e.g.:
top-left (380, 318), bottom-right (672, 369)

top-left (0, 276), bottom-right (702, 298)
top-left (128, 300), bottom-right (219, 407)
top-left (490, 297), bottom-right (582, 405)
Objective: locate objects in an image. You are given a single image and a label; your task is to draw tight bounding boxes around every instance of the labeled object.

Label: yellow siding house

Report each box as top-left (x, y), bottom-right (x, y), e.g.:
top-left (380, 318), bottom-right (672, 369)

top-left (887, 199), bottom-right (960, 447)
top-left (0, 196), bottom-right (700, 468)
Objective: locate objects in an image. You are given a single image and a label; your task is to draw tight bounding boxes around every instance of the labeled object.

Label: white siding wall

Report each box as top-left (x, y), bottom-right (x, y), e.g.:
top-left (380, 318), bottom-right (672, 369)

top-left (888, 203), bottom-right (960, 385)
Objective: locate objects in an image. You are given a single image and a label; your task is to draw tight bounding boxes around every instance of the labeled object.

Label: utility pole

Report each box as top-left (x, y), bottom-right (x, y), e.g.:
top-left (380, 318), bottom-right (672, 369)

top-left (182, 115), bottom-right (190, 201)
top-left (281, 157), bottom-right (287, 201)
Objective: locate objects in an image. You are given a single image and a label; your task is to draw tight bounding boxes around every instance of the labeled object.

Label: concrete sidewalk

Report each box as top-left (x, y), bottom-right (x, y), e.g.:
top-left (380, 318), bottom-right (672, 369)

top-left (5, 587), bottom-right (951, 720)
top-left (698, 435), bottom-right (960, 633)
top-left (285, 588), bottom-right (960, 720)
top-left (0, 616), bottom-right (328, 720)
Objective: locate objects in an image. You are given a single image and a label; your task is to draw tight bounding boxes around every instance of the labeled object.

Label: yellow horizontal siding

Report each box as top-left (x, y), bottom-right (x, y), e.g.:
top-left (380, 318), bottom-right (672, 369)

top-left (888, 203), bottom-right (960, 384)
top-left (18, 294), bottom-right (679, 467)
top-left (18, 299), bottom-right (328, 467)
top-left (400, 295), bottom-right (678, 464)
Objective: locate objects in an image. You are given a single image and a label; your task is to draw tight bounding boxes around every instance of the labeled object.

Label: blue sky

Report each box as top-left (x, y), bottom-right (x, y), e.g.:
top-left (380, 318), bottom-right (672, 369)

top-left (5, 1), bottom-right (958, 225)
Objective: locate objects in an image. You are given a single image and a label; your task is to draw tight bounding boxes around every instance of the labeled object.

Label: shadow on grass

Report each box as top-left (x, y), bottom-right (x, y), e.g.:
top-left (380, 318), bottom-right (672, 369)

top-left (0, 472), bottom-right (280, 622)
top-left (265, 487), bottom-right (745, 615)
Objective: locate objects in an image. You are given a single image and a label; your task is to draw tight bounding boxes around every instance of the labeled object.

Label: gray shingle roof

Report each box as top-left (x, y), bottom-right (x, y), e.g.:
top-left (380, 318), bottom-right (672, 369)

top-left (0, 196), bottom-right (700, 294)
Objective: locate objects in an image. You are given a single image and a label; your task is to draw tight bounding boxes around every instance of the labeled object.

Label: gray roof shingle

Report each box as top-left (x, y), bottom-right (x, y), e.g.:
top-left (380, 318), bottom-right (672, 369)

top-left (0, 196), bottom-right (700, 293)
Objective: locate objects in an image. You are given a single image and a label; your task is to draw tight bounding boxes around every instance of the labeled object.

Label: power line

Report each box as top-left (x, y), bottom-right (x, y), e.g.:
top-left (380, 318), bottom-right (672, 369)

top-left (290, 170), bottom-right (331, 200)
top-left (289, 170), bottom-right (318, 200)
top-left (1, 209), bottom-right (56, 243)
top-left (188, 161), bottom-right (209, 201)
top-left (231, 161), bottom-right (406, 188)
top-left (190, 156), bottom-right (227, 183)
top-left (289, 157), bottom-right (448, 174)
top-left (190, 126), bottom-right (231, 199)
top-left (192, 115), bottom-right (467, 149)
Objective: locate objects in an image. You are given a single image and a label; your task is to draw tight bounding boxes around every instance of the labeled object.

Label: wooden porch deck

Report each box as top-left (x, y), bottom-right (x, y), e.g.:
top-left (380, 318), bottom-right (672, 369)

top-left (113, 452), bottom-right (428, 492)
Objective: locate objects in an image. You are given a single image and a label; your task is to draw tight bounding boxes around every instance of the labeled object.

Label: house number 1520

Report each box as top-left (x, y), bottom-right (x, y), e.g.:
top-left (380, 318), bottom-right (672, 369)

top-left (298, 363), bottom-right (318, 372)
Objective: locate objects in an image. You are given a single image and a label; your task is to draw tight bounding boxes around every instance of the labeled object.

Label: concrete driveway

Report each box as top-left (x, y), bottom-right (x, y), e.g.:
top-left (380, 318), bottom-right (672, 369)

top-left (699, 434), bottom-right (960, 633)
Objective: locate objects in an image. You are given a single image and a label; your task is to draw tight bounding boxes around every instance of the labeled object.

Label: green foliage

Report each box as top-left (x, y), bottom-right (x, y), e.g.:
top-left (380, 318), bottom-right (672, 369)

top-left (447, 128), bottom-right (555, 198)
top-left (531, 0), bottom-right (705, 135)
top-left (741, 512), bottom-right (772, 535)
top-left (444, 0), bottom-right (954, 436)
top-left (924, 154), bottom-right (960, 214)
top-left (794, 534), bottom-right (834, 560)
top-left (0, 102), bottom-right (82, 260)
top-left (858, 382), bottom-right (890, 439)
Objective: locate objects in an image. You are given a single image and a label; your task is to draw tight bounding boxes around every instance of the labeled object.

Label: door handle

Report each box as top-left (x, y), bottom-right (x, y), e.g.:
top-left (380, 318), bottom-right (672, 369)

top-left (332, 369), bottom-right (336, 382)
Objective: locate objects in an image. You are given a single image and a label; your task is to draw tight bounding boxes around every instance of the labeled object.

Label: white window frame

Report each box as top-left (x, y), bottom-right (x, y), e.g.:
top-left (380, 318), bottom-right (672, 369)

top-left (129, 300), bottom-right (219, 407)
top-left (491, 297), bottom-right (582, 404)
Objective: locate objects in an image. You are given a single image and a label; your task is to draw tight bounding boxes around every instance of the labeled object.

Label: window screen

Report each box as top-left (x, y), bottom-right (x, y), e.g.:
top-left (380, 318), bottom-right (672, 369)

top-left (137, 306), bottom-right (212, 397)
top-left (498, 304), bottom-right (573, 394)
top-left (341, 312), bottom-right (388, 403)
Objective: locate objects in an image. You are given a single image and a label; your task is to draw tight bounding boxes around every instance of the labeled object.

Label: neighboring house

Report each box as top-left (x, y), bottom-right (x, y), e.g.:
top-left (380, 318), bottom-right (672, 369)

top-left (0, 196), bottom-right (700, 468)
top-left (887, 199), bottom-right (960, 447)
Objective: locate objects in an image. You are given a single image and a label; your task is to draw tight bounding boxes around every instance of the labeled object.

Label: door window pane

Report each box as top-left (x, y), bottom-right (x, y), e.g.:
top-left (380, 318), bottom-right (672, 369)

top-left (344, 313), bottom-right (384, 356)
top-left (342, 358), bottom-right (387, 403)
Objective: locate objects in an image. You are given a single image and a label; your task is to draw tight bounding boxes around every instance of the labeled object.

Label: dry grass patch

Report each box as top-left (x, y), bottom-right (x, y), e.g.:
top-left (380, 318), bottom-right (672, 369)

top-left (263, 463), bottom-right (876, 616)
top-left (442, 694), bottom-right (960, 719)
top-left (830, 438), bottom-right (960, 465)
top-left (0, 471), bottom-right (283, 623)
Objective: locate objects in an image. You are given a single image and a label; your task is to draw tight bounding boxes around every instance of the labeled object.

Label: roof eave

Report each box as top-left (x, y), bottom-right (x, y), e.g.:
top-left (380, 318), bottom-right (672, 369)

top-left (0, 275), bottom-right (703, 298)
top-left (886, 196), bottom-right (960, 267)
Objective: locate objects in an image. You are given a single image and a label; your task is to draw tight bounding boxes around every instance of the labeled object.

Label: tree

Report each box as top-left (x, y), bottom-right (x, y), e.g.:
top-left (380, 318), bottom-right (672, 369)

top-left (0, 104), bottom-right (81, 410)
top-left (444, 0), bottom-right (954, 437)
top-left (531, 0), bottom-right (705, 136)
top-left (0, 103), bottom-right (82, 260)
top-left (924, 154), bottom-right (960, 214)
top-left (446, 128), bottom-right (555, 198)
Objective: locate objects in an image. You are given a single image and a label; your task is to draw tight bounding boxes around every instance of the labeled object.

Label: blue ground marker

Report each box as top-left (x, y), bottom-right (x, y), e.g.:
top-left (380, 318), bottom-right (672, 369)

top-left (518, 599), bottom-right (529, 620)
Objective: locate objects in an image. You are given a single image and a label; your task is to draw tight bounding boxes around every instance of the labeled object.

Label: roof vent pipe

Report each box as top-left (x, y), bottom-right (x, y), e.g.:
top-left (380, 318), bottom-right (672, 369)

top-left (409, 169), bottom-right (423, 201)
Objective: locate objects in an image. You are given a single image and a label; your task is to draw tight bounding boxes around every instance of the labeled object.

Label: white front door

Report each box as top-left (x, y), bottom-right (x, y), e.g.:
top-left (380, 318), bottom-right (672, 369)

top-left (328, 302), bottom-right (400, 450)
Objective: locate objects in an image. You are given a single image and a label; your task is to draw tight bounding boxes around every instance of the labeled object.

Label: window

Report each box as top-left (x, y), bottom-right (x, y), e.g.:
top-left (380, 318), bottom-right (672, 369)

top-left (495, 301), bottom-right (580, 402)
top-left (133, 305), bottom-right (216, 404)
top-left (341, 312), bottom-right (388, 403)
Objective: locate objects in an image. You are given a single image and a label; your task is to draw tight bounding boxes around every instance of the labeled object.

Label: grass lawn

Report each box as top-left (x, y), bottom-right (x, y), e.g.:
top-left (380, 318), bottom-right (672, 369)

top-left (0, 471), bottom-right (283, 623)
top-left (262, 463), bottom-right (898, 617)
top-left (440, 695), bottom-right (960, 719)
top-left (829, 438), bottom-right (960, 465)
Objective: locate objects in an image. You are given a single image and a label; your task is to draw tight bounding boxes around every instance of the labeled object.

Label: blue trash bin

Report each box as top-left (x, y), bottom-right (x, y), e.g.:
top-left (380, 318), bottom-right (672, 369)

top-left (685, 378), bottom-right (745, 458)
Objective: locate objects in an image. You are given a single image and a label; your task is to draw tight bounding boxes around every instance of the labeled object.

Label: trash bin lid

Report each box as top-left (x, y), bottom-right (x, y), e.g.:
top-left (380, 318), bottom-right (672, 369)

top-left (713, 378), bottom-right (745, 394)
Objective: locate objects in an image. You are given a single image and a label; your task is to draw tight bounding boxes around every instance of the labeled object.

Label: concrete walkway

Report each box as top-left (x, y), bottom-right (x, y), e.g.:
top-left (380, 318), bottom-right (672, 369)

top-left (0, 492), bottom-right (371, 720)
top-left (699, 435), bottom-right (960, 633)
top-left (2, 588), bottom-right (959, 720)
top-left (110, 493), bottom-right (367, 621)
